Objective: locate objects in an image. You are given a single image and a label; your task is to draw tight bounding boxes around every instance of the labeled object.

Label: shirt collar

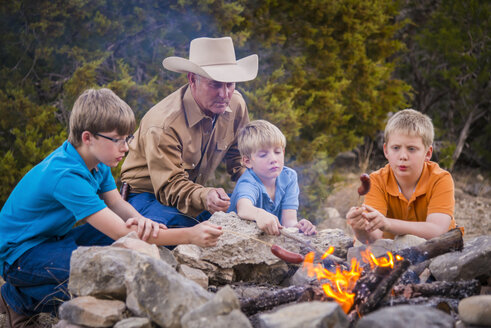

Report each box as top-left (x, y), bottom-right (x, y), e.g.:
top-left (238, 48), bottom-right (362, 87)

top-left (64, 140), bottom-right (99, 172)
top-left (183, 85), bottom-right (232, 128)
top-left (386, 163), bottom-right (429, 198)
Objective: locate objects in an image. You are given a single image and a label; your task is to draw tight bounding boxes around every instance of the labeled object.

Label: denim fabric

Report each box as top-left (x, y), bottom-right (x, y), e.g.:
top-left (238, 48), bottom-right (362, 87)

top-left (0, 224), bottom-right (113, 316)
top-left (127, 192), bottom-right (211, 228)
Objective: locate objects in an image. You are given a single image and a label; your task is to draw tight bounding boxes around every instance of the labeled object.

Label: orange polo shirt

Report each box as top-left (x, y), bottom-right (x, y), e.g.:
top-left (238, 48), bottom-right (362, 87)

top-left (364, 161), bottom-right (456, 239)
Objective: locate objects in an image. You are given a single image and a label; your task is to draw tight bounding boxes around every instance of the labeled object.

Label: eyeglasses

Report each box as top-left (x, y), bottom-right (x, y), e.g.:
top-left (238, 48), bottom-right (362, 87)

top-left (95, 133), bottom-right (134, 146)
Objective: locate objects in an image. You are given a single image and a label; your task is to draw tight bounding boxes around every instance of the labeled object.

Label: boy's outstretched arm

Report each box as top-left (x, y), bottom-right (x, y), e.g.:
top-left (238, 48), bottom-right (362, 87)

top-left (236, 198), bottom-right (281, 235)
top-left (281, 209), bottom-right (316, 235)
top-left (102, 189), bottom-right (166, 241)
top-left (86, 207), bottom-right (223, 247)
top-left (363, 205), bottom-right (451, 240)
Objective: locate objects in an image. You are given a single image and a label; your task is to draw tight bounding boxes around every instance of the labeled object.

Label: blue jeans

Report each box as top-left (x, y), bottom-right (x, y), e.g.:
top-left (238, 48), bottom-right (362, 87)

top-left (1, 224), bottom-right (113, 316)
top-left (127, 192), bottom-right (211, 228)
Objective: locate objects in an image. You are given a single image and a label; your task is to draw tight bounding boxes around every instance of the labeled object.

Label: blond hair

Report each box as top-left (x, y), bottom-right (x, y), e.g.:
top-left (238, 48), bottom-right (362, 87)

top-left (68, 88), bottom-right (136, 147)
top-left (238, 120), bottom-right (286, 158)
top-left (385, 109), bottom-right (434, 149)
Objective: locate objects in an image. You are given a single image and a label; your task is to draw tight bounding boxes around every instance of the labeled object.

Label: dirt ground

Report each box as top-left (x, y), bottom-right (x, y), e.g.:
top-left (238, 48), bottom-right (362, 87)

top-left (324, 168), bottom-right (491, 241)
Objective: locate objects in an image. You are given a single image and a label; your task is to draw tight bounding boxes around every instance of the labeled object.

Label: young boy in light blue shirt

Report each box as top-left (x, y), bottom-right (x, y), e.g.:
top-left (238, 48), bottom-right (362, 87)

top-left (228, 120), bottom-right (316, 236)
top-left (0, 88), bottom-right (222, 327)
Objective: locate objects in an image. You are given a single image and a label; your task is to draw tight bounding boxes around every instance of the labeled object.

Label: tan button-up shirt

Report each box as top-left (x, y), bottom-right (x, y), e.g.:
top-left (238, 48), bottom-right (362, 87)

top-left (121, 84), bottom-right (249, 217)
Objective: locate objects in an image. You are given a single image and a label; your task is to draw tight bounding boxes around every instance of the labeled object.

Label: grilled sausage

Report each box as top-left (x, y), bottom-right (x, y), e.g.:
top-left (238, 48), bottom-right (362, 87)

top-left (357, 173), bottom-right (371, 196)
top-left (271, 244), bottom-right (304, 264)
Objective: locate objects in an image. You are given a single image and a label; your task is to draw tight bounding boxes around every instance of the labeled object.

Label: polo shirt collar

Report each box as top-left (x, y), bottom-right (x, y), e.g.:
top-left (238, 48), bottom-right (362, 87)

top-left (183, 85), bottom-right (232, 128)
top-left (64, 140), bottom-right (99, 172)
top-left (386, 163), bottom-right (429, 198)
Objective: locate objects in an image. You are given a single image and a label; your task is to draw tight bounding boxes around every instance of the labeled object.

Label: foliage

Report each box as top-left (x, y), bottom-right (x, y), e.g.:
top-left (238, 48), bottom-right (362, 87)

top-left (1, 0), bottom-right (486, 216)
top-left (396, 0), bottom-right (490, 170)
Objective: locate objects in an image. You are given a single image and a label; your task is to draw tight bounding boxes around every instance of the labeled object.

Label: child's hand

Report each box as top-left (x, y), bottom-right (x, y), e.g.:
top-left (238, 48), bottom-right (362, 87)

top-left (296, 219), bottom-right (317, 235)
top-left (362, 205), bottom-right (390, 233)
top-left (126, 217), bottom-right (167, 241)
top-left (346, 206), bottom-right (369, 231)
top-left (256, 212), bottom-right (282, 236)
top-left (190, 221), bottom-right (223, 247)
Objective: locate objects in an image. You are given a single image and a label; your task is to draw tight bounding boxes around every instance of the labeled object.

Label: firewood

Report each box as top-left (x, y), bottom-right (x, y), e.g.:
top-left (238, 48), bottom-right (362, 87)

top-left (350, 259), bottom-right (411, 318)
top-left (239, 285), bottom-right (311, 316)
top-left (395, 228), bottom-right (464, 265)
top-left (392, 280), bottom-right (481, 299)
top-left (380, 296), bottom-right (460, 314)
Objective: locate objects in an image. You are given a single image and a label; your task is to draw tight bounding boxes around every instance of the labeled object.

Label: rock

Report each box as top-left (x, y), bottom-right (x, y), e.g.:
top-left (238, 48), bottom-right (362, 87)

top-left (257, 301), bottom-right (349, 328)
top-left (355, 305), bottom-right (454, 328)
top-left (178, 264), bottom-right (209, 289)
top-left (69, 247), bottom-right (135, 299)
top-left (347, 239), bottom-right (394, 264)
top-left (114, 317), bottom-right (152, 328)
top-left (125, 254), bottom-right (212, 328)
top-left (174, 212), bottom-right (353, 285)
top-left (392, 234), bottom-right (426, 250)
top-left (59, 296), bottom-right (126, 327)
top-left (112, 232), bottom-right (160, 259)
top-left (181, 285), bottom-right (252, 328)
top-left (158, 246), bottom-right (178, 269)
top-left (53, 320), bottom-right (85, 328)
top-left (429, 235), bottom-right (491, 281)
top-left (458, 295), bottom-right (491, 326)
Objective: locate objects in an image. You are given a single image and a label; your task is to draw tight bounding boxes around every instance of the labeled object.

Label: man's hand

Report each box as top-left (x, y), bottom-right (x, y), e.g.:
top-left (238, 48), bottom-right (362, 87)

top-left (346, 206), bottom-right (368, 231)
top-left (189, 221), bottom-right (223, 247)
top-left (256, 211), bottom-right (282, 236)
top-left (362, 205), bottom-right (390, 233)
top-left (206, 188), bottom-right (230, 213)
top-left (296, 219), bottom-right (317, 235)
top-left (125, 217), bottom-right (167, 241)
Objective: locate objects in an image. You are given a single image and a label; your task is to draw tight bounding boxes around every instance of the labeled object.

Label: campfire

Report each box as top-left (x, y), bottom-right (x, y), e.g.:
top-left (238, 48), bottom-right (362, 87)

top-left (302, 246), bottom-right (404, 313)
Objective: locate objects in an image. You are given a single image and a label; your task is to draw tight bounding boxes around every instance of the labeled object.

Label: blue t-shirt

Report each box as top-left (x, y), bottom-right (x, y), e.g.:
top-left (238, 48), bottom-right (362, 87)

top-left (228, 167), bottom-right (299, 223)
top-left (0, 141), bottom-right (116, 276)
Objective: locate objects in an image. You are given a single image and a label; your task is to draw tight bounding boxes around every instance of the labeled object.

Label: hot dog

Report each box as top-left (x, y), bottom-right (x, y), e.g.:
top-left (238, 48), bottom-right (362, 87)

top-left (271, 244), bottom-right (304, 264)
top-left (357, 173), bottom-right (371, 196)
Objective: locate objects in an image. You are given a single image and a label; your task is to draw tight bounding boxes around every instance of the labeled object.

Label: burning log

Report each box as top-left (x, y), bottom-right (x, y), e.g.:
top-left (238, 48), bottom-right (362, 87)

top-left (395, 228), bottom-right (464, 265)
top-left (239, 285), bottom-right (311, 316)
top-left (350, 258), bottom-right (410, 319)
top-left (392, 280), bottom-right (481, 299)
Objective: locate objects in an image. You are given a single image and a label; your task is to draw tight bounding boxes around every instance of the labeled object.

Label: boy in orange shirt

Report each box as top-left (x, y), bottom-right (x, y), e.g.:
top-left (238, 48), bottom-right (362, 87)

top-left (347, 109), bottom-right (456, 244)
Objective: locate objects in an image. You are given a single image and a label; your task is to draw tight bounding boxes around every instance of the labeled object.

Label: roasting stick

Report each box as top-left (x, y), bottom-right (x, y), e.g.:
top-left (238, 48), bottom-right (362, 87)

top-left (280, 229), bottom-right (345, 265)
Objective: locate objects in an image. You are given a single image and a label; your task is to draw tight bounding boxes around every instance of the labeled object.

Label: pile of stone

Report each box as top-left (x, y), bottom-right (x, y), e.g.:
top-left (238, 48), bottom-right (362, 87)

top-left (54, 211), bottom-right (491, 328)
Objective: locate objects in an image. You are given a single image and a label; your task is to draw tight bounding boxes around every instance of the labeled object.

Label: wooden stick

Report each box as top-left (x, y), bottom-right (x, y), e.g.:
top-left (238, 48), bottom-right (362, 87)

top-left (392, 280), bottom-right (481, 299)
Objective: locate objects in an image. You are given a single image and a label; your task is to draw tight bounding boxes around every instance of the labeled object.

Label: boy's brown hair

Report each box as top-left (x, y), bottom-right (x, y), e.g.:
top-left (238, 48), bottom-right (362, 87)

top-left (68, 88), bottom-right (136, 147)
top-left (385, 109), bottom-right (434, 149)
top-left (238, 120), bottom-right (286, 158)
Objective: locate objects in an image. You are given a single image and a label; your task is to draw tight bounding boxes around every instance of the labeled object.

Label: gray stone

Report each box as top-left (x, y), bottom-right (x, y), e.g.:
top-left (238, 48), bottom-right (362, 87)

top-left (59, 296), bottom-right (126, 327)
top-left (112, 232), bottom-right (160, 259)
top-left (181, 285), bottom-right (252, 328)
top-left (114, 317), bottom-right (153, 328)
top-left (347, 239), bottom-right (394, 264)
top-left (355, 305), bottom-right (454, 328)
top-left (178, 264), bottom-right (209, 289)
top-left (158, 245), bottom-right (178, 269)
top-left (258, 301), bottom-right (349, 328)
top-left (174, 212), bottom-right (352, 285)
top-left (69, 247), bottom-right (135, 299)
top-left (458, 295), bottom-right (491, 326)
top-left (392, 234), bottom-right (426, 251)
top-left (53, 320), bottom-right (85, 328)
top-left (429, 235), bottom-right (491, 281)
top-left (125, 254), bottom-right (211, 328)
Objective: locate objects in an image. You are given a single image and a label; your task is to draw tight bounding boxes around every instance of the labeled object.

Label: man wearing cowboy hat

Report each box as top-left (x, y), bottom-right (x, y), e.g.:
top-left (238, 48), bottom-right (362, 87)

top-left (120, 37), bottom-right (258, 229)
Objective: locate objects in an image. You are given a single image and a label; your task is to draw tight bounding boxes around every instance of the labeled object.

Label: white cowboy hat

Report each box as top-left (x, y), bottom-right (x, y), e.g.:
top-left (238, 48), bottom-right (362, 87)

top-left (162, 37), bottom-right (258, 83)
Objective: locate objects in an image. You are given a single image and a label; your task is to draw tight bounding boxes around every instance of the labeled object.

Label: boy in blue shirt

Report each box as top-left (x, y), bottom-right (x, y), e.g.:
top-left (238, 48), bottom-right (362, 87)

top-left (228, 120), bottom-right (316, 236)
top-left (0, 88), bottom-right (222, 327)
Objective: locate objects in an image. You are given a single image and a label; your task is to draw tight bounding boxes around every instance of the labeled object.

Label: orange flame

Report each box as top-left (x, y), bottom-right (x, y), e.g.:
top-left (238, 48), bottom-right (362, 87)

top-left (302, 247), bottom-right (403, 313)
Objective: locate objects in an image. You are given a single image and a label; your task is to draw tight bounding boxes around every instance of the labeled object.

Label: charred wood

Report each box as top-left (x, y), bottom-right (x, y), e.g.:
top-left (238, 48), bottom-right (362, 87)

top-left (396, 228), bottom-right (464, 265)
top-left (350, 259), bottom-right (411, 319)
top-left (392, 280), bottom-right (481, 299)
top-left (239, 285), bottom-right (311, 316)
